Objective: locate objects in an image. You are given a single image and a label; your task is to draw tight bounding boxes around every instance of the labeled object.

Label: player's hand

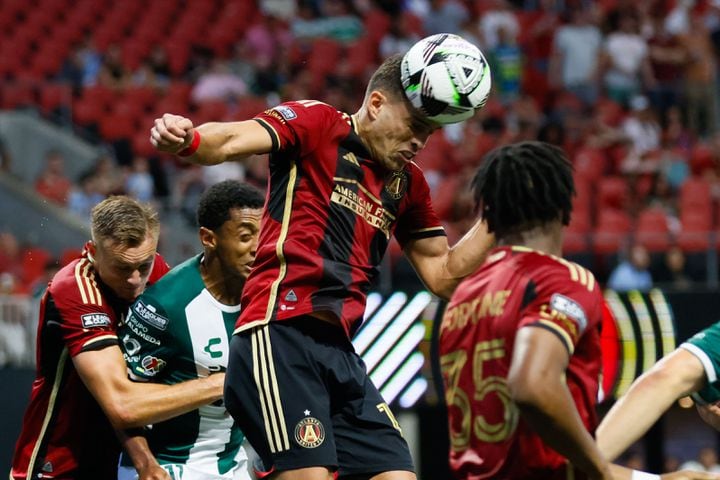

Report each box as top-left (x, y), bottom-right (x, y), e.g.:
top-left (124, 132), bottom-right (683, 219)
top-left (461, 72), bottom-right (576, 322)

top-left (150, 114), bottom-right (194, 154)
top-left (660, 470), bottom-right (720, 479)
top-left (696, 401), bottom-right (720, 431)
top-left (137, 464), bottom-right (171, 480)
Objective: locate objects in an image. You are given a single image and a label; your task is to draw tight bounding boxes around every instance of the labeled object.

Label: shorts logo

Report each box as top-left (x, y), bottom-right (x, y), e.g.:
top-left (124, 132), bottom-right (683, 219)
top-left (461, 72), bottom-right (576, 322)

top-left (81, 313), bottom-right (111, 328)
top-left (384, 171), bottom-right (408, 200)
top-left (140, 355), bottom-right (166, 376)
top-left (284, 290), bottom-right (297, 302)
top-left (133, 300), bottom-right (169, 331)
top-left (294, 417), bottom-right (325, 448)
top-left (274, 105), bottom-right (297, 121)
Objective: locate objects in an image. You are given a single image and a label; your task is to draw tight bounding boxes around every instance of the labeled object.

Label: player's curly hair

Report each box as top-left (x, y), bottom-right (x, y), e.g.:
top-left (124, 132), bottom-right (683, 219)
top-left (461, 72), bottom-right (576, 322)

top-left (197, 180), bottom-right (264, 231)
top-left (471, 141), bottom-right (575, 238)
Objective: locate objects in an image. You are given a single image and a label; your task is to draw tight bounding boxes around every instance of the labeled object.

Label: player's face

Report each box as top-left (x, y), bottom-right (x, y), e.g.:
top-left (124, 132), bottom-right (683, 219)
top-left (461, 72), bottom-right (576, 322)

top-left (91, 235), bottom-right (158, 302)
top-left (214, 207), bottom-right (263, 280)
top-left (369, 96), bottom-right (438, 171)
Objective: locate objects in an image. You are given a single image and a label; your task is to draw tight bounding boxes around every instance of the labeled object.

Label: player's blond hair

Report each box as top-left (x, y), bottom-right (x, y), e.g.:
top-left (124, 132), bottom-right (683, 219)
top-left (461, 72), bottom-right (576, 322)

top-left (91, 196), bottom-right (159, 247)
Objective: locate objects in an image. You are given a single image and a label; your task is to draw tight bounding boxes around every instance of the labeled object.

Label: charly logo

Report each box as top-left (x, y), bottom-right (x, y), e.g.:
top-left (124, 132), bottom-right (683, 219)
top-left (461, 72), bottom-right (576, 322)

top-left (384, 170), bottom-right (408, 200)
top-left (294, 416), bottom-right (325, 448)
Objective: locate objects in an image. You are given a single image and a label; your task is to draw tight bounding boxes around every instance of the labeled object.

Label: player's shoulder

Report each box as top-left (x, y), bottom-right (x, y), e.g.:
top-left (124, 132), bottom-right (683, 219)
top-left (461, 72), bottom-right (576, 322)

top-left (48, 256), bottom-right (108, 308)
top-left (512, 247), bottom-right (599, 294)
top-left (267, 100), bottom-right (345, 123)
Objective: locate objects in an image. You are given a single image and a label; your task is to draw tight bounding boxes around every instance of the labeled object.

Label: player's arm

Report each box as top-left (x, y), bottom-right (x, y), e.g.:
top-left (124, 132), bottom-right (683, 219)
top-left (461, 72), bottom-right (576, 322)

top-left (403, 219), bottom-right (494, 300)
top-left (508, 326), bottom-right (612, 480)
top-left (150, 114), bottom-right (273, 165)
top-left (73, 345), bottom-right (224, 429)
top-left (117, 430), bottom-right (169, 480)
top-left (596, 348), bottom-right (707, 461)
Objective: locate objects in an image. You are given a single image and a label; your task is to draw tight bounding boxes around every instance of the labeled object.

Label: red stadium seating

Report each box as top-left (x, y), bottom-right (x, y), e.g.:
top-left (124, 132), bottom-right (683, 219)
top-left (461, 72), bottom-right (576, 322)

top-left (677, 210), bottom-right (712, 252)
top-left (635, 207), bottom-right (671, 252)
top-left (597, 176), bottom-right (628, 211)
top-left (38, 83), bottom-right (72, 115)
top-left (0, 82), bottom-right (35, 109)
top-left (593, 209), bottom-right (632, 254)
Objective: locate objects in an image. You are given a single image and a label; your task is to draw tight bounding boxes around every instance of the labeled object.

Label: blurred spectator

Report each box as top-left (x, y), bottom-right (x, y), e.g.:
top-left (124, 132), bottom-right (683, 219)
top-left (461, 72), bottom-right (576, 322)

top-left (78, 35), bottom-right (103, 87)
top-left (202, 162), bottom-right (246, 187)
top-left (522, 0), bottom-right (561, 76)
top-left (124, 157), bottom-right (155, 203)
top-left (607, 243), bottom-right (653, 292)
top-left (600, 12), bottom-right (654, 108)
top-left (29, 259), bottom-right (59, 298)
top-left (67, 171), bottom-right (105, 220)
top-left (679, 447), bottom-right (720, 473)
top-left (291, 0), bottom-right (363, 42)
top-left (549, 7), bottom-right (602, 107)
top-left (191, 59), bottom-right (247, 104)
top-left (244, 14), bottom-right (293, 66)
top-left (680, 12), bottom-right (718, 139)
top-left (423, 0), bottom-right (468, 36)
top-left (478, 0), bottom-right (519, 50)
top-left (92, 154), bottom-right (125, 196)
top-left (0, 306), bottom-right (30, 366)
top-left (260, 0), bottom-right (297, 20)
top-left (34, 150), bottom-right (72, 206)
top-left (132, 46), bottom-right (171, 89)
top-left (645, 173), bottom-right (679, 219)
top-left (665, 0), bottom-right (693, 35)
top-left (647, 14), bottom-right (687, 121)
top-left (655, 245), bottom-right (692, 290)
top-left (58, 48), bottom-right (85, 92)
top-left (98, 44), bottom-right (131, 89)
top-left (620, 95), bottom-right (661, 174)
top-left (488, 25), bottom-right (523, 105)
top-left (0, 232), bottom-right (23, 281)
top-left (380, 15), bottom-right (421, 58)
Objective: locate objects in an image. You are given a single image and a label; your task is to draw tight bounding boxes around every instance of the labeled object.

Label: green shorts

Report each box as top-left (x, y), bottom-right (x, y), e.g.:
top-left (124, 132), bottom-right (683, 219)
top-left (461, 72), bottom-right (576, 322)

top-left (680, 322), bottom-right (720, 404)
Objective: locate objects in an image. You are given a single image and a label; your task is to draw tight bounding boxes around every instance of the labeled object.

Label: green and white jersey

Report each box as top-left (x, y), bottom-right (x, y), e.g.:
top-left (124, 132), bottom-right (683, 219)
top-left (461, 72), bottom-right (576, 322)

top-left (118, 255), bottom-right (248, 479)
top-left (681, 321), bottom-right (720, 405)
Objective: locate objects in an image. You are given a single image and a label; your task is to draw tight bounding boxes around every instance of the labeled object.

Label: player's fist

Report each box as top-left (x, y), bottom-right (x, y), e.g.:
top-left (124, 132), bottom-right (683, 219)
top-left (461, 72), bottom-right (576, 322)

top-left (150, 114), bottom-right (195, 154)
top-left (137, 464), bottom-right (171, 480)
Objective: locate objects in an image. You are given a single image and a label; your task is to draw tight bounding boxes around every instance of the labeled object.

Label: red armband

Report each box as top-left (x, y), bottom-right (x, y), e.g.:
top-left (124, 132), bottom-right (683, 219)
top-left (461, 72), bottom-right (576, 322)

top-left (178, 130), bottom-right (201, 157)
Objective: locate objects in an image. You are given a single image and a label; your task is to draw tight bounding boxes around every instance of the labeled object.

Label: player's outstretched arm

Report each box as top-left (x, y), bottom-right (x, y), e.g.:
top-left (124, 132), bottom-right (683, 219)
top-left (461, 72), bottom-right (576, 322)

top-left (73, 344), bottom-right (224, 429)
top-left (117, 430), bottom-right (170, 480)
top-left (508, 326), bottom-right (612, 480)
top-left (596, 348), bottom-right (706, 461)
top-left (150, 113), bottom-right (273, 165)
top-left (404, 219), bottom-right (494, 299)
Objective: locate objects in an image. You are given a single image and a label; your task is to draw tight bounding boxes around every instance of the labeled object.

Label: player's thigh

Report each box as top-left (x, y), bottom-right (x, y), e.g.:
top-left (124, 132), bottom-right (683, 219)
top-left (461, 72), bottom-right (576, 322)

top-left (224, 321), bottom-right (339, 473)
top-left (332, 358), bottom-right (415, 479)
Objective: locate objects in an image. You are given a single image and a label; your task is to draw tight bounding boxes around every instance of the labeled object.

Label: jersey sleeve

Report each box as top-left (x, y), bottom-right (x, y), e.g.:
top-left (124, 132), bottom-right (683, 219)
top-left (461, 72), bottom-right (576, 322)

top-left (148, 253), bottom-right (170, 285)
top-left (518, 263), bottom-right (602, 355)
top-left (49, 275), bottom-right (119, 358)
top-left (394, 166), bottom-right (446, 247)
top-left (253, 100), bottom-right (334, 156)
top-left (118, 293), bottom-right (173, 382)
top-left (680, 324), bottom-right (720, 404)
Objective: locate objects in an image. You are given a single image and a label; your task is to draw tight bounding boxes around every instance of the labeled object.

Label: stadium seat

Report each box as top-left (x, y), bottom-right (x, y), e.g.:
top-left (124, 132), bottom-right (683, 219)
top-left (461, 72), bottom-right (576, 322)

top-left (597, 176), bottom-right (628, 210)
top-left (364, 8), bottom-right (391, 45)
top-left (80, 85), bottom-right (116, 112)
top-left (574, 147), bottom-right (607, 182)
top-left (0, 82), bottom-right (36, 109)
top-left (21, 247), bottom-right (51, 285)
top-left (132, 132), bottom-right (157, 158)
top-left (72, 98), bottom-right (105, 128)
top-left (38, 83), bottom-right (72, 115)
top-left (677, 211), bottom-right (712, 252)
top-left (60, 248), bottom-right (82, 267)
top-left (99, 112), bottom-right (137, 142)
top-left (563, 218), bottom-right (591, 254)
top-left (689, 144), bottom-right (715, 176)
top-left (592, 209), bottom-right (632, 254)
top-left (193, 100), bottom-right (229, 125)
top-left (635, 207), bottom-right (671, 252)
top-left (679, 176), bottom-right (712, 212)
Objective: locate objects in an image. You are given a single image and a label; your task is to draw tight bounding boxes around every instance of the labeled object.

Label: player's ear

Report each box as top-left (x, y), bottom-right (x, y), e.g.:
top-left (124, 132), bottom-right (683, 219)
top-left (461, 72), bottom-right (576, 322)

top-left (367, 90), bottom-right (387, 121)
top-left (199, 227), bottom-right (216, 250)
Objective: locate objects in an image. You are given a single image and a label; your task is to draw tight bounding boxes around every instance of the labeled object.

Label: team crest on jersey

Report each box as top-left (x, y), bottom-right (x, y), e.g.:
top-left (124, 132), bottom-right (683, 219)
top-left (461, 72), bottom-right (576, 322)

top-left (294, 416), bottom-right (325, 448)
top-left (81, 313), bottom-right (111, 328)
top-left (384, 171), bottom-right (408, 200)
top-left (274, 105), bottom-right (297, 121)
top-left (140, 355), bottom-right (166, 376)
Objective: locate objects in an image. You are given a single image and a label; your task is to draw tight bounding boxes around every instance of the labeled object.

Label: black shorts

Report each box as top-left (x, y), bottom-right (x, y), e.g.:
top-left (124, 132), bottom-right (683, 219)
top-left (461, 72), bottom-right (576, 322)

top-left (224, 316), bottom-right (415, 478)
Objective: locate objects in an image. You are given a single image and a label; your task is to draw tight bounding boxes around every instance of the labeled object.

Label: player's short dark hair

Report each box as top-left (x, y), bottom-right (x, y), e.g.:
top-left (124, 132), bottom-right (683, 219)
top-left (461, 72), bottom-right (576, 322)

top-left (91, 196), bottom-right (159, 247)
top-left (366, 54), bottom-right (406, 102)
top-left (471, 141), bottom-right (575, 238)
top-left (197, 180), bottom-right (264, 231)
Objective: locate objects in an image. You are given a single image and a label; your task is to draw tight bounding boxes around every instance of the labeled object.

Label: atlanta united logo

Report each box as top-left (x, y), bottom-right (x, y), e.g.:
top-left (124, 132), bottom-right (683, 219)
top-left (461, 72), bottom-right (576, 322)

top-left (384, 170), bottom-right (408, 200)
top-left (294, 417), bottom-right (325, 448)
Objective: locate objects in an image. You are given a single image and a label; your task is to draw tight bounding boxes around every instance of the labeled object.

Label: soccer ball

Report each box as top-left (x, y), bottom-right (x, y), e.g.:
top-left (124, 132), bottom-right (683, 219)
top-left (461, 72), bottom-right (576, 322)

top-left (401, 33), bottom-right (491, 124)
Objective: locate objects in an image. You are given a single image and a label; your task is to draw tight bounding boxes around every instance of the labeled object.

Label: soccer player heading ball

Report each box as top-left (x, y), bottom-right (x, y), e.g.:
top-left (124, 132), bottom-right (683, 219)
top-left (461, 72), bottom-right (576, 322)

top-left (151, 37), bottom-right (494, 479)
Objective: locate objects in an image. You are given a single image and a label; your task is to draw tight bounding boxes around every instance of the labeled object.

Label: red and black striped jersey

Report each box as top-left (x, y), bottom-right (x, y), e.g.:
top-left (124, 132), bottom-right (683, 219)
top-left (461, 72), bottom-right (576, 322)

top-left (11, 245), bottom-right (169, 480)
top-left (238, 100), bottom-right (445, 337)
top-left (439, 246), bottom-right (603, 480)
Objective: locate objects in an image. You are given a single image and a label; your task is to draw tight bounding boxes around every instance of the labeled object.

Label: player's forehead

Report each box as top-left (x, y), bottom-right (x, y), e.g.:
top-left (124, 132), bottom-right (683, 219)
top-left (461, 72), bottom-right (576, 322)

top-left (98, 235), bottom-right (157, 266)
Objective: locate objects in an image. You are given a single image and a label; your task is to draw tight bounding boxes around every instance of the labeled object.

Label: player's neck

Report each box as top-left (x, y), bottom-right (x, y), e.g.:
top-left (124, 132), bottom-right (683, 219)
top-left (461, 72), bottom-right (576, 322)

top-left (498, 223), bottom-right (564, 257)
top-left (200, 258), bottom-right (243, 306)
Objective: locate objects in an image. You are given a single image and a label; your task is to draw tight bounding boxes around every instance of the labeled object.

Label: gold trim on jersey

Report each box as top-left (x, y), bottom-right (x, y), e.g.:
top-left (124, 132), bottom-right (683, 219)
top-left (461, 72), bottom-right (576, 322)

top-left (251, 326), bottom-right (290, 453)
top-left (74, 259), bottom-right (102, 306)
top-left (255, 118), bottom-right (281, 149)
top-left (537, 319), bottom-right (574, 354)
top-left (82, 334), bottom-right (117, 349)
top-left (510, 246), bottom-right (596, 292)
top-left (26, 348), bottom-right (69, 478)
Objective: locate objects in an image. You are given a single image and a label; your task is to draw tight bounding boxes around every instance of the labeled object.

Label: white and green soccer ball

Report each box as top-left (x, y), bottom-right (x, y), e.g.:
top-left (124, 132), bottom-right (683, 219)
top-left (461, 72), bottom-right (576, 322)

top-left (401, 33), bottom-right (492, 124)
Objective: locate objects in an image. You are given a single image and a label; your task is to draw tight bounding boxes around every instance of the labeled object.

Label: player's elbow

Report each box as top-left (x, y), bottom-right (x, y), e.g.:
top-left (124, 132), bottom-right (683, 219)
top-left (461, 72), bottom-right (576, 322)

top-left (507, 372), bottom-right (548, 411)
